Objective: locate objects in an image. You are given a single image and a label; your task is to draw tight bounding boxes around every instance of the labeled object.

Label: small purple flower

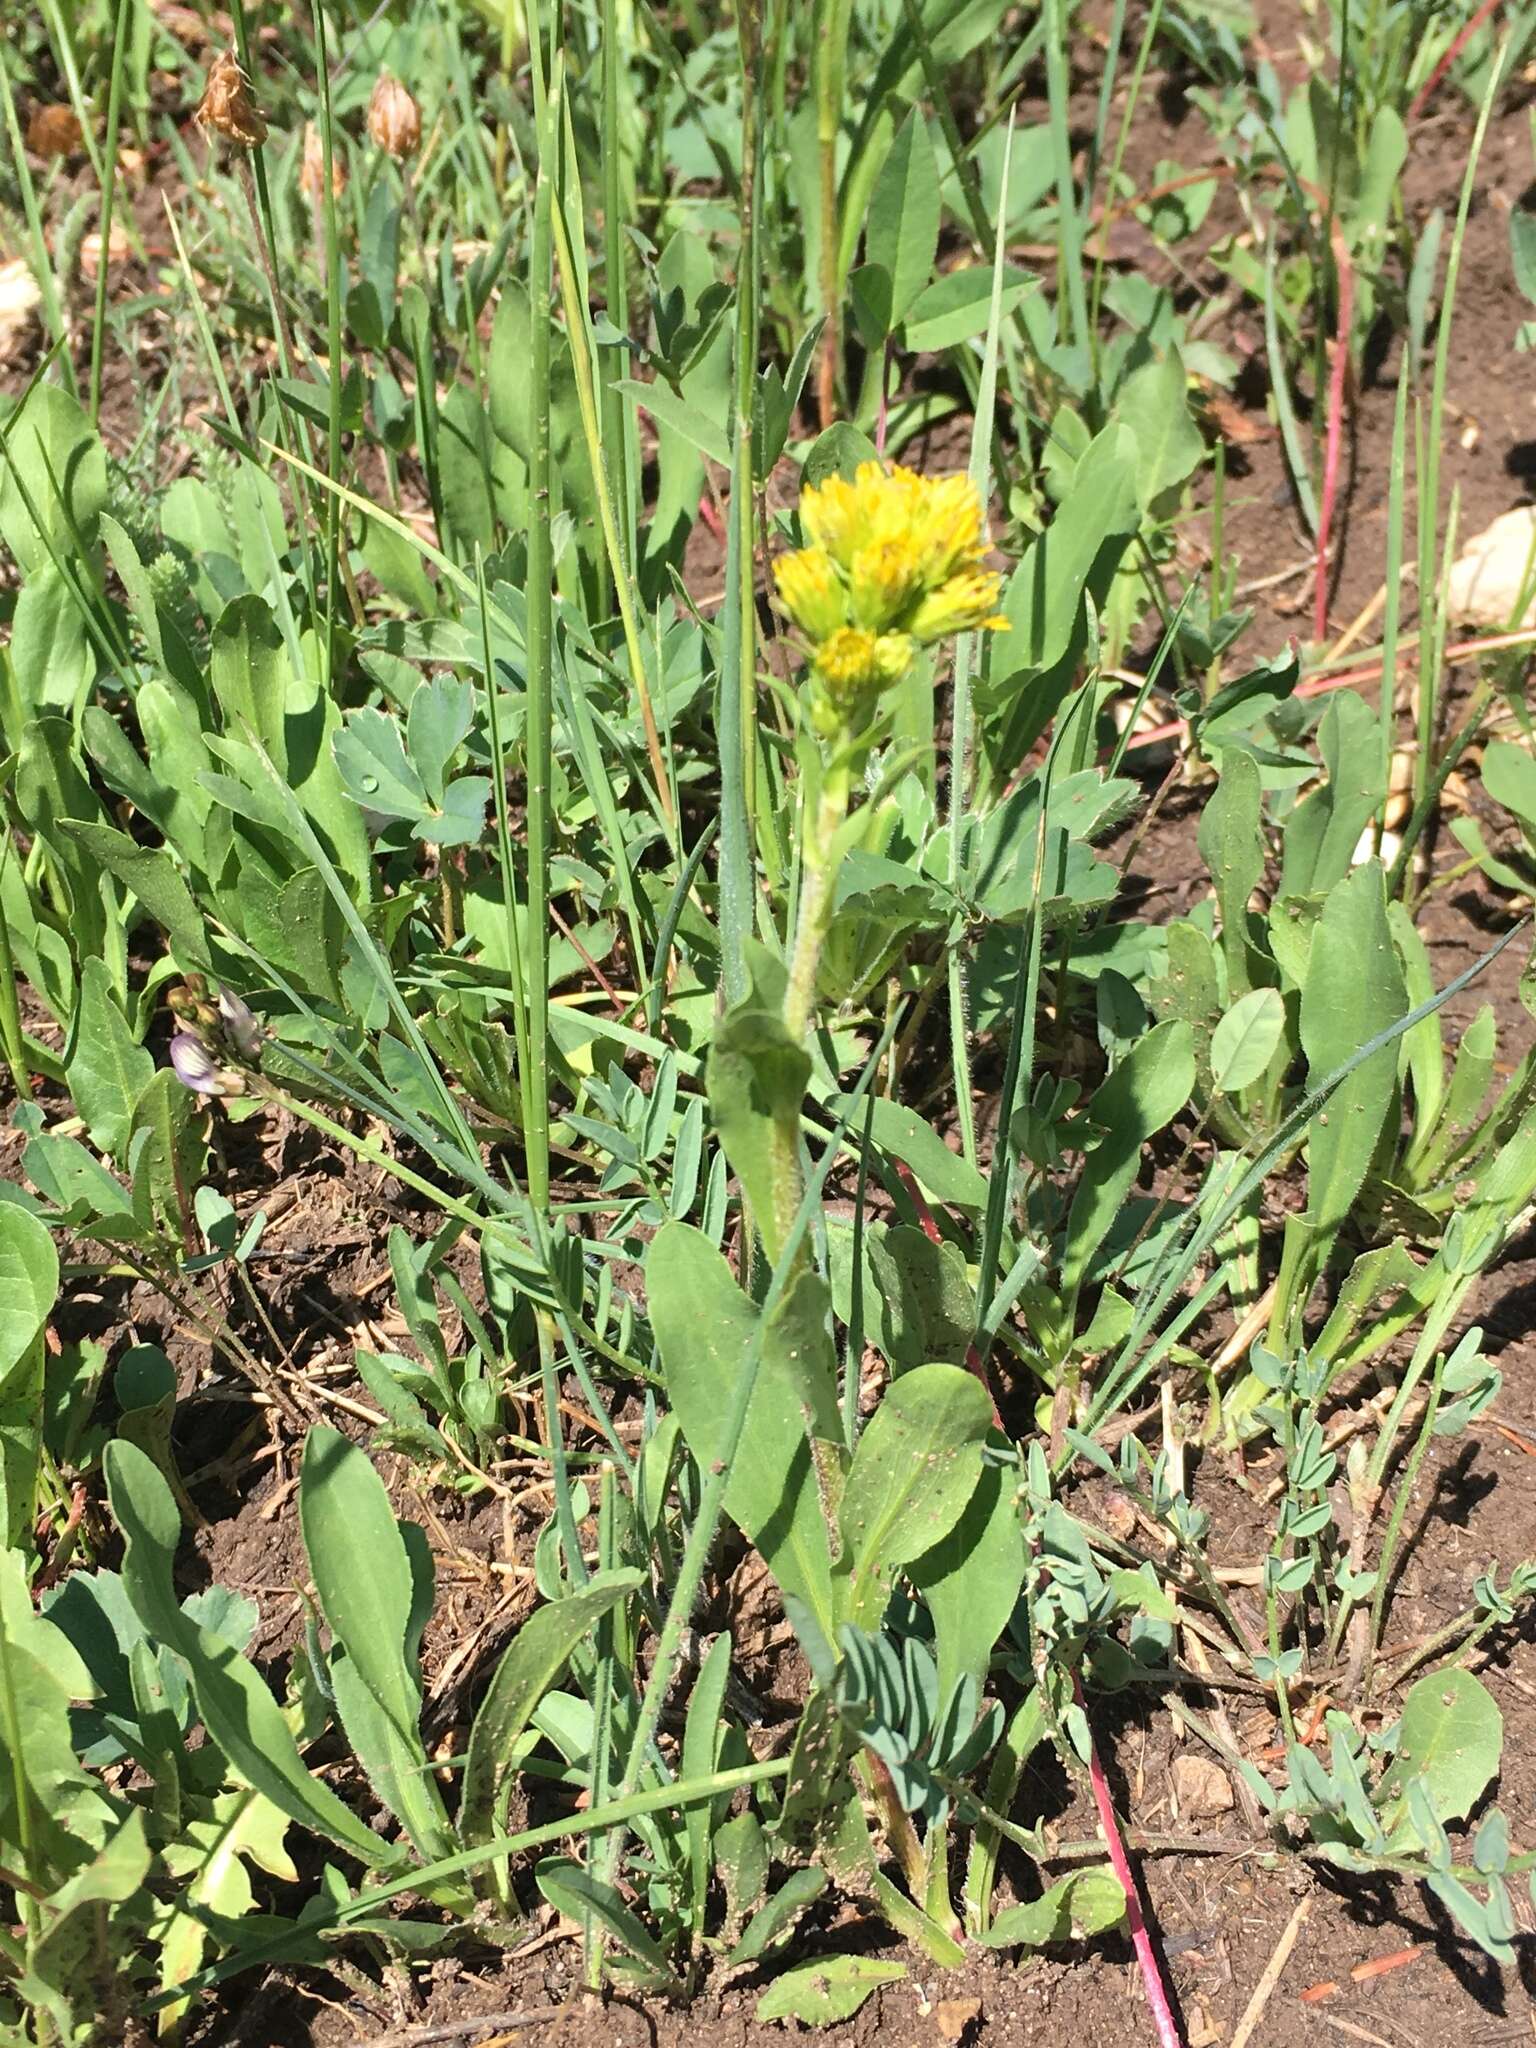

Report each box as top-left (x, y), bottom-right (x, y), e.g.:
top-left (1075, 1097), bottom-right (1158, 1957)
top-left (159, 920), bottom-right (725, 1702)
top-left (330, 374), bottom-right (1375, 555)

top-left (169, 1032), bottom-right (242, 1098)
top-left (216, 987), bottom-right (263, 1061)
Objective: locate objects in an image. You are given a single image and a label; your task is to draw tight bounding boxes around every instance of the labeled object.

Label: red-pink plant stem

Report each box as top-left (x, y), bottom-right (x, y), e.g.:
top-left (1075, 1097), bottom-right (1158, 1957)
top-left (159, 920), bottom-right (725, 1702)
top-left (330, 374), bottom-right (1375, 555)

top-left (1073, 1673), bottom-right (1185, 2048)
top-left (1105, 625), bottom-right (1536, 764)
top-left (697, 490), bottom-right (725, 544)
top-left (1313, 224), bottom-right (1355, 643)
top-left (1408, 0), bottom-right (1503, 121)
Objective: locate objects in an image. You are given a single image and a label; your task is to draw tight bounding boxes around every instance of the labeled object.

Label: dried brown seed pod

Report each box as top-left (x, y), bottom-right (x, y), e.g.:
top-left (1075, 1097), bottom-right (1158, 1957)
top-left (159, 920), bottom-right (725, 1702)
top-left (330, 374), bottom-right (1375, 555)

top-left (300, 120), bottom-right (346, 201)
top-left (195, 49), bottom-right (268, 148)
top-left (367, 72), bottom-right (421, 160)
top-left (27, 104), bottom-right (84, 158)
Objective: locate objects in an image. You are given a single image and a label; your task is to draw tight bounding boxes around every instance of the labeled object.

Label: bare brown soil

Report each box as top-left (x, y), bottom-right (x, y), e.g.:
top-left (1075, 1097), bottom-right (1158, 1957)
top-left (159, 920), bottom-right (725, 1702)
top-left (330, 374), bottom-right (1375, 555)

top-left (12, 9), bottom-right (1536, 2047)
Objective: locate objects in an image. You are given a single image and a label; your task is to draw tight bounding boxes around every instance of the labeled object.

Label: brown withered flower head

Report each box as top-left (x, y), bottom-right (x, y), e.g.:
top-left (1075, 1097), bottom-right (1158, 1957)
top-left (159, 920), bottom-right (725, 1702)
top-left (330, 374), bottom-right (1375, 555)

top-left (195, 49), bottom-right (268, 148)
top-left (300, 120), bottom-right (347, 202)
top-left (367, 72), bottom-right (421, 160)
top-left (27, 104), bottom-right (84, 158)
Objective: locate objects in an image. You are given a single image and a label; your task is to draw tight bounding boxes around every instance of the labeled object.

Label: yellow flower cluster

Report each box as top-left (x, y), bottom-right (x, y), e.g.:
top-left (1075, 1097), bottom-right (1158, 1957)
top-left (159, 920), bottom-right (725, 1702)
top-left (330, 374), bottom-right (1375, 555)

top-left (774, 461), bottom-right (1008, 723)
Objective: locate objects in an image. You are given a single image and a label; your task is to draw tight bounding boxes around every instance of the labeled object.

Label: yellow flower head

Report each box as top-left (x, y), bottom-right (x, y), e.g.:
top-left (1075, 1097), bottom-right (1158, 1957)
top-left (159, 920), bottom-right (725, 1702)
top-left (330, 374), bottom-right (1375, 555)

top-left (849, 537), bottom-right (923, 632)
top-left (778, 461), bottom-right (1007, 727)
top-left (814, 627), bottom-right (915, 710)
top-left (801, 462), bottom-right (917, 568)
top-left (910, 471), bottom-right (986, 582)
top-left (909, 566), bottom-right (1008, 643)
top-left (775, 546), bottom-right (849, 643)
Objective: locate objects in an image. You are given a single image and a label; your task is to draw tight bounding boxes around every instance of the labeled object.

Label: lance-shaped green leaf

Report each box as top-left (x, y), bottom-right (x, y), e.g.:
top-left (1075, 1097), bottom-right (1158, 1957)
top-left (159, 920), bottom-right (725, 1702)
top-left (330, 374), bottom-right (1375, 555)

top-left (1300, 862), bottom-right (1406, 1238)
top-left (460, 1569), bottom-right (643, 1848)
top-left (20, 1809), bottom-right (151, 2033)
top-left (104, 1440), bottom-right (392, 1864)
top-left (1281, 690), bottom-right (1387, 899)
top-left (835, 1363), bottom-right (992, 1634)
top-left (907, 1454), bottom-right (1025, 1700)
top-left (1060, 1019), bottom-right (1194, 1300)
top-left (755, 1953), bottom-right (906, 2024)
top-left (993, 426), bottom-right (1140, 677)
top-left (299, 1428), bottom-right (452, 1862)
top-left (0, 383), bottom-right (108, 574)
top-left (1210, 987), bottom-right (1286, 1097)
top-left (67, 959), bottom-right (155, 1161)
top-left (536, 1859), bottom-right (677, 1983)
top-left (705, 942), bottom-right (810, 1264)
top-left (649, 1223), bottom-right (838, 1632)
top-left (0, 1206), bottom-right (56, 1547)
top-left (59, 822), bottom-right (210, 970)
top-left (1380, 1669), bottom-right (1503, 1849)
top-left (1198, 747), bottom-right (1265, 1001)
top-left (864, 109), bottom-right (941, 335)
top-left (973, 1867), bottom-right (1125, 1948)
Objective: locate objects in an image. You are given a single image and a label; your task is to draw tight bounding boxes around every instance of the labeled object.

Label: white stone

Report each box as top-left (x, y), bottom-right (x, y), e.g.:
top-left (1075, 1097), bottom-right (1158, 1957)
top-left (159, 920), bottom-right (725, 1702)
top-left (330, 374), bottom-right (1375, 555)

top-left (1446, 505), bottom-right (1536, 629)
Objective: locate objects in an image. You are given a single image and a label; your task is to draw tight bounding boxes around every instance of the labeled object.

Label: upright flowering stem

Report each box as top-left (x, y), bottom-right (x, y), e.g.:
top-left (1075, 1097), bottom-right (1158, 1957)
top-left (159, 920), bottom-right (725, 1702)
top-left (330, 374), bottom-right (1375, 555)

top-left (765, 460), bottom-right (1008, 1257)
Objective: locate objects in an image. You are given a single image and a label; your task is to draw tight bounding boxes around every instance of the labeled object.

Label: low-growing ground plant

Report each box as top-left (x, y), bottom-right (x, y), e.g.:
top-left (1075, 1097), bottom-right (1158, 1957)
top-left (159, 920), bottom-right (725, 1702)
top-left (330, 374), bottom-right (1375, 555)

top-left (1, 2), bottom-right (1535, 2043)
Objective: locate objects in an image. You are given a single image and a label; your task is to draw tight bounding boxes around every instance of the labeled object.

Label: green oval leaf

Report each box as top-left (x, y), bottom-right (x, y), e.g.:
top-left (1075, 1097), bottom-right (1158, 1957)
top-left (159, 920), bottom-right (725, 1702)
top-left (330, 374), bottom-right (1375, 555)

top-left (1210, 986), bottom-right (1286, 1096)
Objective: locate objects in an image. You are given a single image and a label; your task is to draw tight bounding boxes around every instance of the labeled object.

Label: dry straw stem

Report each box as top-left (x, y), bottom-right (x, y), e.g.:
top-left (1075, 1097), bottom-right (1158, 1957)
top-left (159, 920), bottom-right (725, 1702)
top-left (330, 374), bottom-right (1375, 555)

top-left (1230, 1894), bottom-right (1312, 2048)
